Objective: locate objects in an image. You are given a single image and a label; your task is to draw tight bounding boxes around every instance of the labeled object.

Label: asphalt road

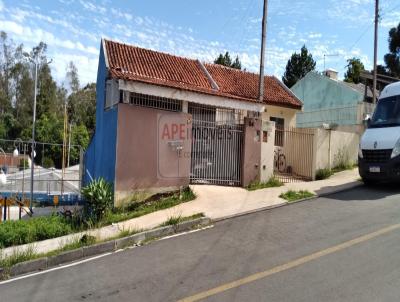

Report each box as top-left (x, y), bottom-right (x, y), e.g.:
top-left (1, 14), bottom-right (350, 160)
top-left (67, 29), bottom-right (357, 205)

top-left (2, 184), bottom-right (400, 302)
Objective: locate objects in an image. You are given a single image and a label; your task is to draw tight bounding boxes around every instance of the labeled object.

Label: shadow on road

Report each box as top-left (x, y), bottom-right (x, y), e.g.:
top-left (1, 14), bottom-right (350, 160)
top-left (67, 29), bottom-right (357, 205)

top-left (322, 183), bottom-right (400, 202)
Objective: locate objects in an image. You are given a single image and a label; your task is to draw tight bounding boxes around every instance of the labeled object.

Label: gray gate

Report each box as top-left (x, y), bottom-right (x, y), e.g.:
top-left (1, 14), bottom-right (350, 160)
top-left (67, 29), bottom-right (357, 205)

top-left (189, 104), bottom-right (244, 186)
top-left (273, 127), bottom-right (314, 183)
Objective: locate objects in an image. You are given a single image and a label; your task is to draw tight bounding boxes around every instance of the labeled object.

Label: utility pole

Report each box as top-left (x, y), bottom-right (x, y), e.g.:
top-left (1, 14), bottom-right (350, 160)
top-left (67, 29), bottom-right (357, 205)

top-left (30, 60), bottom-right (38, 214)
top-left (372, 0), bottom-right (379, 104)
top-left (258, 0), bottom-right (268, 102)
top-left (67, 123), bottom-right (72, 168)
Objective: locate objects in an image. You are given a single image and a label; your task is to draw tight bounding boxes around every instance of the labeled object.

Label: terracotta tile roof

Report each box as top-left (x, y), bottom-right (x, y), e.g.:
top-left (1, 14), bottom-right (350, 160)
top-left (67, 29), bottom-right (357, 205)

top-left (204, 63), bottom-right (302, 109)
top-left (104, 39), bottom-right (302, 109)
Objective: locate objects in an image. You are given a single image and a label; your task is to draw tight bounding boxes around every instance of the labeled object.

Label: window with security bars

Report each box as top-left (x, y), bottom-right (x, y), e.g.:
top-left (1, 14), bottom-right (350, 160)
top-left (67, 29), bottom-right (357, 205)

top-left (189, 104), bottom-right (245, 125)
top-left (270, 117), bottom-right (285, 147)
top-left (128, 92), bottom-right (182, 112)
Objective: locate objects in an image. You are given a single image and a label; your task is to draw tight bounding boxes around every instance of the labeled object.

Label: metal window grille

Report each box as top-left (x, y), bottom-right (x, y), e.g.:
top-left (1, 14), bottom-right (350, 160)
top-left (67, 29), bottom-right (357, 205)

top-left (128, 92), bottom-right (182, 112)
top-left (188, 104), bottom-right (245, 126)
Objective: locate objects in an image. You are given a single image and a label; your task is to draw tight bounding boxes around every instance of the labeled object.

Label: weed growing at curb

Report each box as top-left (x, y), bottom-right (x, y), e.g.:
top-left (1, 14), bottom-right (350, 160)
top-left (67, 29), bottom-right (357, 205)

top-left (247, 176), bottom-right (283, 191)
top-left (159, 213), bottom-right (204, 227)
top-left (100, 187), bottom-right (196, 227)
top-left (0, 214), bottom-right (207, 276)
top-left (0, 245), bottom-right (37, 269)
top-left (279, 190), bottom-right (315, 202)
top-left (316, 168), bottom-right (334, 180)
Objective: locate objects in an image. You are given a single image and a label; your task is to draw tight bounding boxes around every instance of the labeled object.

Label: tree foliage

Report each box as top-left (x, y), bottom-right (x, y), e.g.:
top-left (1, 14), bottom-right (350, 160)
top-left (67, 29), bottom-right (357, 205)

top-left (383, 23), bottom-right (400, 77)
top-left (0, 31), bottom-right (96, 168)
top-left (214, 52), bottom-right (242, 70)
top-left (282, 45), bottom-right (316, 88)
top-left (344, 58), bottom-right (365, 84)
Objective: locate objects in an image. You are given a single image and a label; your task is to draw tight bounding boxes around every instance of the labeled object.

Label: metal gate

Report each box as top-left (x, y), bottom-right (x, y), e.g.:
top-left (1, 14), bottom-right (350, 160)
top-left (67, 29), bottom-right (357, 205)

top-left (273, 127), bottom-right (315, 183)
top-left (189, 104), bottom-right (244, 186)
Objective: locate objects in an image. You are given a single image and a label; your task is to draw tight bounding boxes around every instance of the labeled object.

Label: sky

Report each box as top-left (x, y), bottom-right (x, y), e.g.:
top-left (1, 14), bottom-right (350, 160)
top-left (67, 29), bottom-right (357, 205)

top-left (0, 0), bottom-right (399, 87)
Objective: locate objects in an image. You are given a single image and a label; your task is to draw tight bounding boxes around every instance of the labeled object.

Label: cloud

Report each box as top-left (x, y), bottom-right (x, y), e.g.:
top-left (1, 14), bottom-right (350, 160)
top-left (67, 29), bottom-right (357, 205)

top-left (52, 52), bottom-right (98, 84)
top-left (79, 0), bottom-right (106, 14)
top-left (308, 32), bottom-right (322, 39)
top-left (380, 11), bottom-right (400, 28)
top-left (0, 0), bottom-right (377, 84)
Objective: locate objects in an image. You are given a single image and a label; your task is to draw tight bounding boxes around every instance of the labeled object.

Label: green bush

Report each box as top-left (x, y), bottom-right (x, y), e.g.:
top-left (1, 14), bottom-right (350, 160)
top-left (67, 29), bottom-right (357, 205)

top-left (19, 159), bottom-right (29, 170)
top-left (0, 215), bottom-right (73, 248)
top-left (42, 157), bottom-right (55, 168)
top-left (316, 168), bottom-right (333, 180)
top-left (81, 178), bottom-right (114, 222)
top-left (247, 176), bottom-right (284, 191)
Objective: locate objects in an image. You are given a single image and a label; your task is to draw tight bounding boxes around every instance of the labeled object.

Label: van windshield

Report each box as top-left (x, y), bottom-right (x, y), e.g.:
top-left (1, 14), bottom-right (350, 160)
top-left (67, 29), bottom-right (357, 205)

top-left (369, 96), bottom-right (400, 128)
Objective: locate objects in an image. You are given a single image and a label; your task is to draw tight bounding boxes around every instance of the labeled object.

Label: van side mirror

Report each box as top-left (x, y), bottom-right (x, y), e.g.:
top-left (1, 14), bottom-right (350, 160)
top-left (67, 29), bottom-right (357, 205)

top-left (363, 114), bottom-right (371, 128)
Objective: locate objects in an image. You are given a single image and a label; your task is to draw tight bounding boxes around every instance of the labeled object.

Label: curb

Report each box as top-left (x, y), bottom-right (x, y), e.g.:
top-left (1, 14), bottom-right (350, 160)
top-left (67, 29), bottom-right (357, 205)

top-left (1, 217), bottom-right (211, 279)
top-left (214, 181), bottom-right (363, 222)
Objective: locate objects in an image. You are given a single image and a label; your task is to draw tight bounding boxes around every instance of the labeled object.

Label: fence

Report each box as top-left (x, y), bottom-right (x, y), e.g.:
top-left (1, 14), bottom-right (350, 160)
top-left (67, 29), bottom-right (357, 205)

top-left (0, 138), bottom-right (83, 205)
top-left (273, 127), bottom-right (315, 183)
top-left (189, 104), bottom-right (245, 186)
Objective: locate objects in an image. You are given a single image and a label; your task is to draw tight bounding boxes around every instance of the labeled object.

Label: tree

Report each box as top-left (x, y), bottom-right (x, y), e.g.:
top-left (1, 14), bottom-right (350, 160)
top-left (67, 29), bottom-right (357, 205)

top-left (67, 83), bottom-right (96, 134)
top-left (344, 58), bottom-right (365, 84)
top-left (282, 45), bottom-right (316, 88)
top-left (214, 52), bottom-right (242, 70)
top-left (383, 23), bottom-right (400, 77)
top-left (69, 124), bottom-right (90, 165)
top-left (66, 61), bottom-right (80, 93)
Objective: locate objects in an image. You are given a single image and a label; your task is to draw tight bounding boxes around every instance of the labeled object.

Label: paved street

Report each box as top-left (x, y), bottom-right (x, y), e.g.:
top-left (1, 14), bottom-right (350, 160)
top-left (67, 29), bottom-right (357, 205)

top-left (2, 184), bottom-right (400, 302)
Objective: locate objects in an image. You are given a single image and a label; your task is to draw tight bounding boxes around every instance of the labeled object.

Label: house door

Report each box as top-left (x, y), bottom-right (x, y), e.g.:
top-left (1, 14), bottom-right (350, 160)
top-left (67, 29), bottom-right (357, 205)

top-left (189, 103), bottom-right (244, 186)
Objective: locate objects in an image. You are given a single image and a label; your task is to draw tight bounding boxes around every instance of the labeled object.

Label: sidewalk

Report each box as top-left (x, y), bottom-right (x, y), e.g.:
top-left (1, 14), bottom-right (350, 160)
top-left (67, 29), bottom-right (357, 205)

top-left (1, 169), bottom-right (361, 257)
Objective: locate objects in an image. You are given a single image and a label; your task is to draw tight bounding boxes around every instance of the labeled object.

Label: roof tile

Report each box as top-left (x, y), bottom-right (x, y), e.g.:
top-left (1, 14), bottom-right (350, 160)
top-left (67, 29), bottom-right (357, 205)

top-left (104, 40), bottom-right (302, 109)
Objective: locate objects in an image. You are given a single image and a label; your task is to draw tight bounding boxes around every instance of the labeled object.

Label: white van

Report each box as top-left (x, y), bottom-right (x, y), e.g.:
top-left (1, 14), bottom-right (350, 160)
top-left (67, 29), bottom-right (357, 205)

top-left (359, 81), bottom-right (400, 184)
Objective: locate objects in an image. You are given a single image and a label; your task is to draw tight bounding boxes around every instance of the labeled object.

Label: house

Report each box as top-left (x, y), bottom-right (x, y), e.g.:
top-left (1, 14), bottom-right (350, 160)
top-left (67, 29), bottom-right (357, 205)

top-left (291, 70), bottom-right (375, 132)
top-left (84, 39), bottom-right (302, 205)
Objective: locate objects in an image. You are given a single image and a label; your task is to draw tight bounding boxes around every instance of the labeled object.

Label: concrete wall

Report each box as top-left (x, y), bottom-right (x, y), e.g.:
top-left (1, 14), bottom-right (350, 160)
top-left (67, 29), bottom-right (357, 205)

top-left (260, 121), bottom-right (275, 182)
top-left (242, 117), bottom-right (262, 186)
top-left (314, 128), bottom-right (360, 171)
top-left (114, 104), bottom-right (191, 206)
top-left (84, 42), bottom-right (118, 186)
top-left (262, 105), bottom-right (298, 128)
top-left (291, 72), bottom-right (365, 128)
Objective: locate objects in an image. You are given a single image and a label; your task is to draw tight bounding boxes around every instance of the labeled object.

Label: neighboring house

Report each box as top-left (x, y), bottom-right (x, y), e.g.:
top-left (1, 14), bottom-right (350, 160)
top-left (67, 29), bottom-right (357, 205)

top-left (84, 39), bottom-right (302, 205)
top-left (291, 71), bottom-right (375, 130)
top-left (343, 82), bottom-right (374, 103)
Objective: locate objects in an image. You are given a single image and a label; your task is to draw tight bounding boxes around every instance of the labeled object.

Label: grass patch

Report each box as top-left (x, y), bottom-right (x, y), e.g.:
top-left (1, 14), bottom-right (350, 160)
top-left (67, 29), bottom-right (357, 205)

top-left (331, 162), bottom-right (357, 173)
top-left (0, 245), bottom-right (37, 269)
top-left (316, 168), bottom-right (334, 180)
top-left (0, 187), bottom-right (196, 250)
top-left (247, 176), bottom-right (283, 191)
top-left (316, 163), bottom-right (357, 181)
top-left (0, 215), bottom-right (77, 249)
top-left (279, 190), bottom-right (315, 202)
top-left (100, 187), bottom-right (196, 226)
top-left (0, 212), bottom-right (203, 276)
top-left (159, 213), bottom-right (205, 227)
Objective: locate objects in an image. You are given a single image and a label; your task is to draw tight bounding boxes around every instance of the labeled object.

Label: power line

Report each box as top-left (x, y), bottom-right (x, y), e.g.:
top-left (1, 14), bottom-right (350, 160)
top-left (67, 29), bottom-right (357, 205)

top-left (380, 0), bottom-right (400, 17)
